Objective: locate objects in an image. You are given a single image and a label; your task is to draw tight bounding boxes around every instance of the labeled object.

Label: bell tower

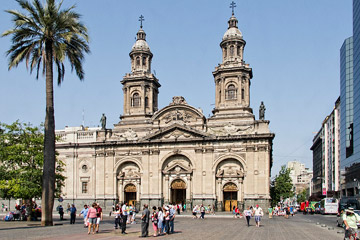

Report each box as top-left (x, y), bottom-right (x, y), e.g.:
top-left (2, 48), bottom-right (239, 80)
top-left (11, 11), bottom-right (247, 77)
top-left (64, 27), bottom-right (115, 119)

top-left (120, 15), bottom-right (160, 121)
top-left (211, 4), bottom-right (254, 120)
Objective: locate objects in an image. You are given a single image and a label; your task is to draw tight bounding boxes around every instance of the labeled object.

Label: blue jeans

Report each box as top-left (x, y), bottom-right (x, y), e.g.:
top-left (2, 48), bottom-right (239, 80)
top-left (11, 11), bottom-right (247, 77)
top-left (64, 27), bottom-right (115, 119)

top-left (169, 219), bottom-right (174, 233)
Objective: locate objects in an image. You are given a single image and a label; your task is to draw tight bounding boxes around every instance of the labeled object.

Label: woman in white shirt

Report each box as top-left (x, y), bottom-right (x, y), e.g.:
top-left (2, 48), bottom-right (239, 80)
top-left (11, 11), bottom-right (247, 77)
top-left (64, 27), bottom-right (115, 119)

top-left (157, 207), bottom-right (164, 235)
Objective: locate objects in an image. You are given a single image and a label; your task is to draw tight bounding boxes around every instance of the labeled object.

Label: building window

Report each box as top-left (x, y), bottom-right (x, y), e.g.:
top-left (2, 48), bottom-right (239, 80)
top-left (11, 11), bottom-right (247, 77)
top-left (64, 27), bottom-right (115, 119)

top-left (241, 88), bottom-right (245, 100)
top-left (132, 93), bottom-right (141, 107)
top-left (237, 46), bottom-right (240, 56)
top-left (142, 57), bottom-right (146, 66)
top-left (136, 57), bottom-right (140, 67)
top-left (226, 84), bottom-right (237, 100)
top-left (82, 182), bottom-right (88, 194)
top-left (224, 47), bottom-right (227, 58)
top-left (145, 97), bottom-right (149, 107)
top-left (230, 45), bottom-right (234, 56)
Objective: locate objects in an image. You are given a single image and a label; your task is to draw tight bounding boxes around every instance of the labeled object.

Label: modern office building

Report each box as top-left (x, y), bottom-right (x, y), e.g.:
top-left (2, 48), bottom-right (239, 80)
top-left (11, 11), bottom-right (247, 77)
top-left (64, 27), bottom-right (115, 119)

top-left (311, 99), bottom-right (340, 198)
top-left (340, 0), bottom-right (360, 198)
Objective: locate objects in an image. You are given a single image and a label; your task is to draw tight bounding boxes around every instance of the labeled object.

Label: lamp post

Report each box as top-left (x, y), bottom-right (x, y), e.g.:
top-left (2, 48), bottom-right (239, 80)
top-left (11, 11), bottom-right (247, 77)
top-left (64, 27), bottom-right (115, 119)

top-left (354, 179), bottom-right (359, 196)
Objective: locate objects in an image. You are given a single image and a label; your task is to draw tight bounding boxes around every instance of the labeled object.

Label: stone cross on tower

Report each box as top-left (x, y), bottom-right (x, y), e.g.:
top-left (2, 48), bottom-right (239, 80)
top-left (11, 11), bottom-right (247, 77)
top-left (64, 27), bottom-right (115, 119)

top-left (230, 1), bottom-right (236, 15)
top-left (139, 15), bottom-right (145, 28)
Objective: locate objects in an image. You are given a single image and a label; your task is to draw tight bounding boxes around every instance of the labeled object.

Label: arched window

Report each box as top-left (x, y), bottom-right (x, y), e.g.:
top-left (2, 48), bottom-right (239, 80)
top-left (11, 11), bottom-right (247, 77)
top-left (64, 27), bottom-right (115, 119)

top-left (230, 45), bottom-right (234, 56)
top-left (224, 47), bottom-right (227, 58)
top-left (136, 57), bottom-right (140, 67)
top-left (226, 84), bottom-right (237, 100)
top-left (132, 93), bottom-right (141, 107)
top-left (237, 46), bottom-right (241, 56)
top-left (145, 97), bottom-right (149, 107)
top-left (241, 88), bottom-right (245, 100)
top-left (142, 57), bottom-right (146, 66)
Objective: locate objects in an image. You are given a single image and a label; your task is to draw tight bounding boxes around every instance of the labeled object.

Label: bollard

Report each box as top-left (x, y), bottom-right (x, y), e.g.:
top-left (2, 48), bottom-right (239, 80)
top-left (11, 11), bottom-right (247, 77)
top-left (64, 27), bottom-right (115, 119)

top-left (321, 224), bottom-right (327, 227)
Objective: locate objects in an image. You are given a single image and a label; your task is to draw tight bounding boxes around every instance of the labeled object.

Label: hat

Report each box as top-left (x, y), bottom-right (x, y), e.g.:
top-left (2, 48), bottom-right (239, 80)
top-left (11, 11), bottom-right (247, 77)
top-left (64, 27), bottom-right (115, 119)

top-left (346, 207), bottom-right (355, 214)
top-left (256, 204), bottom-right (259, 208)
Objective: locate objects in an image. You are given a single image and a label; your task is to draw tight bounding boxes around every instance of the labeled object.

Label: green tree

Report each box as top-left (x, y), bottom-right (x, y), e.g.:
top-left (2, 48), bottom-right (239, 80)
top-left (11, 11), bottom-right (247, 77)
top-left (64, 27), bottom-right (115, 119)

top-left (2, 0), bottom-right (89, 226)
top-left (297, 188), bottom-right (307, 203)
top-left (270, 165), bottom-right (294, 206)
top-left (0, 121), bottom-right (65, 220)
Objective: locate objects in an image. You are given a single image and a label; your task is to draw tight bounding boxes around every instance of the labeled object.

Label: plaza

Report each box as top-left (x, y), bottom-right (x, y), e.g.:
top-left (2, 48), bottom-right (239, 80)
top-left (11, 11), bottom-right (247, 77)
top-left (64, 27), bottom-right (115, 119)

top-left (0, 213), bottom-right (344, 240)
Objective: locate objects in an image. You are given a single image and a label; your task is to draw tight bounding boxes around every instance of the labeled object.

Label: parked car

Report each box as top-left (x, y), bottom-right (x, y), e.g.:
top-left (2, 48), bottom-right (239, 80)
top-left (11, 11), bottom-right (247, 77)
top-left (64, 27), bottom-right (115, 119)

top-left (337, 210), bottom-right (360, 227)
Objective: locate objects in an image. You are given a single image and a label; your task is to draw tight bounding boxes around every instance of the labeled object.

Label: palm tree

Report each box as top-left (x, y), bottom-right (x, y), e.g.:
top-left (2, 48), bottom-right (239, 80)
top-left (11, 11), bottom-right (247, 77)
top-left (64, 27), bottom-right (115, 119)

top-left (2, 0), bottom-right (90, 226)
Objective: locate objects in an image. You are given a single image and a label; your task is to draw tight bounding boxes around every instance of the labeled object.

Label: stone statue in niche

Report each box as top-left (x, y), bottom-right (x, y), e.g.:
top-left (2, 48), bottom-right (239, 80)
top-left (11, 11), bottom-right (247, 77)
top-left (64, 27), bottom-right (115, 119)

top-left (100, 113), bottom-right (106, 130)
top-left (259, 101), bottom-right (266, 120)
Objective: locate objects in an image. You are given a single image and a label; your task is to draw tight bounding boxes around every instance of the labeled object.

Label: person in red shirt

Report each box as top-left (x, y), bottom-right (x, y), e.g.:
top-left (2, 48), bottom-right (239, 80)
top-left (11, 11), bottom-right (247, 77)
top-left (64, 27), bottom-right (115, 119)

top-left (96, 203), bottom-right (103, 233)
top-left (86, 203), bottom-right (98, 235)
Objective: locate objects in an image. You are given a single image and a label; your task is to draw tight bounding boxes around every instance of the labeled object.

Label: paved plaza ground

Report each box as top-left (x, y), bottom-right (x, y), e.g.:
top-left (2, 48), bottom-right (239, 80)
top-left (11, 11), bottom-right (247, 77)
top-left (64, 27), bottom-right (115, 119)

top-left (0, 213), bottom-right (345, 240)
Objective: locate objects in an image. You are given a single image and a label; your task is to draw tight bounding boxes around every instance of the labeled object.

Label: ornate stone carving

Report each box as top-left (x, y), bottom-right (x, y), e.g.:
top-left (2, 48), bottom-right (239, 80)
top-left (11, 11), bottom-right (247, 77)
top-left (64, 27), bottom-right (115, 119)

top-left (208, 123), bottom-right (254, 136)
top-left (216, 159), bottom-right (244, 178)
top-left (117, 162), bottom-right (141, 179)
top-left (163, 129), bottom-right (191, 139)
top-left (171, 179), bottom-right (186, 189)
top-left (163, 110), bottom-right (195, 124)
top-left (113, 128), bottom-right (138, 141)
top-left (162, 155), bottom-right (192, 175)
top-left (169, 96), bottom-right (187, 105)
top-left (124, 184), bottom-right (137, 192)
top-left (223, 182), bottom-right (237, 192)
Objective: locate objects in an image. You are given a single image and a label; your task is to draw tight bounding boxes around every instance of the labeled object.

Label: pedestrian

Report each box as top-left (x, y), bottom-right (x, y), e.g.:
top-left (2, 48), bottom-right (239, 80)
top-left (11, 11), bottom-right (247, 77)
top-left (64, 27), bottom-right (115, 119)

top-left (128, 204), bottom-right (133, 224)
top-left (114, 205), bottom-right (121, 229)
top-left (290, 206), bottom-right (294, 217)
top-left (192, 205), bottom-right (198, 219)
top-left (234, 206), bottom-right (240, 218)
top-left (157, 207), bottom-right (164, 235)
top-left (163, 206), bottom-right (170, 234)
top-left (200, 204), bottom-right (205, 219)
top-left (70, 204), bottom-right (77, 224)
top-left (95, 203), bottom-right (103, 233)
top-left (169, 205), bottom-right (176, 233)
top-left (79, 205), bottom-right (89, 227)
top-left (253, 204), bottom-right (263, 227)
top-left (66, 203), bottom-right (70, 214)
top-left (244, 207), bottom-right (252, 226)
top-left (151, 206), bottom-right (158, 237)
top-left (132, 205), bottom-right (137, 224)
top-left (58, 205), bottom-right (64, 220)
top-left (86, 203), bottom-right (98, 235)
top-left (140, 204), bottom-right (150, 237)
top-left (121, 202), bottom-right (128, 234)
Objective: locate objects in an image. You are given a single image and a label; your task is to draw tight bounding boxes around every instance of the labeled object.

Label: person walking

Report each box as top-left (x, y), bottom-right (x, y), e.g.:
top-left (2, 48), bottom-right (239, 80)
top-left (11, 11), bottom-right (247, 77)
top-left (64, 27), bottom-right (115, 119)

top-left (121, 202), bottom-right (128, 234)
top-left (169, 205), bottom-right (176, 233)
top-left (157, 207), bottom-right (164, 235)
top-left (151, 206), bottom-right (158, 237)
top-left (114, 205), bottom-right (121, 229)
top-left (79, 205), bottom-right (89, 228)
top-left (58, 205), bottom-right (64, 220)
top-left (140, 204), bottom-right (150, 237)
top-left (95, 203), bottom-right (103, 233)
top-left (192, 205), bottom-right (198, 219)
top-left (86, 203), bottom-right (98, 235)
top-left (200, 204), bottom-right (205, 219)
top-left (244, 207), bottom-right (252, 226)
top-left (69, 204), bottom-right (77, 224)
top-left (253, 204), bottom-right (263, 227)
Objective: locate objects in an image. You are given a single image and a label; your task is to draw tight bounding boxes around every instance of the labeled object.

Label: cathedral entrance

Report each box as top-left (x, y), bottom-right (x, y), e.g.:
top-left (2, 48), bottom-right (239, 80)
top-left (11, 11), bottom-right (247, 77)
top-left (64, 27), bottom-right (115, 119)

top-left (124, 184), bottom-right (137, 206)
top-left (170, 179), bottom-right (186, 204)
top-left (223, 182), bottom-right (238, 211)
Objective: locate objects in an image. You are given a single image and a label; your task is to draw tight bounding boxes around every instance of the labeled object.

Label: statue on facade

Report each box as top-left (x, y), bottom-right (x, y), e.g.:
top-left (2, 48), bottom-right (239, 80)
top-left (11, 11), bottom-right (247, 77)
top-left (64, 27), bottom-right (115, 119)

top-left (100, 113), bottom-right (106, 130)
top-left (259, 101), bottom-right (266, 120)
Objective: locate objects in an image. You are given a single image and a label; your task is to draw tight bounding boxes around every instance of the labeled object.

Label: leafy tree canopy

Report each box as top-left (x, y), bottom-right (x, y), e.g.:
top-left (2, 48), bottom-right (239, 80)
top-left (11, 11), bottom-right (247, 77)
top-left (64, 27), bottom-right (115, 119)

top-left (0, 121), bottom-right (65, 200)
top-left (297, 188), bottom-right (307, 203)
top-left (270, 165), bottom-right (294, 206)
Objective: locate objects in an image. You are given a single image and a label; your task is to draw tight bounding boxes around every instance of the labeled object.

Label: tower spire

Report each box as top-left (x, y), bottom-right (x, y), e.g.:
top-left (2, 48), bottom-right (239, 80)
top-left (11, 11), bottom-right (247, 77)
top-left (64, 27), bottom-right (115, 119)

top-left (229, 1), bottom-right (236, 15)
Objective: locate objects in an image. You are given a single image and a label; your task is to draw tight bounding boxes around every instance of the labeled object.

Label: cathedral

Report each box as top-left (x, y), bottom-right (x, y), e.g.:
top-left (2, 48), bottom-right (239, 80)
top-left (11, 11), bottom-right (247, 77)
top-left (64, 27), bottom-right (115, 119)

top-left (56, 10), bottom-right (275, 212)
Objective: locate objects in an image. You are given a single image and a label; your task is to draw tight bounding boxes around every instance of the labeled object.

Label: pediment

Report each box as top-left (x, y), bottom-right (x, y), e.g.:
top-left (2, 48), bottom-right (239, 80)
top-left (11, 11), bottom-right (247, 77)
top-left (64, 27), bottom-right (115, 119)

top-left (163, 162), bottom-right (192, 174)
top-left (141, 124), bottom-right (211, 142)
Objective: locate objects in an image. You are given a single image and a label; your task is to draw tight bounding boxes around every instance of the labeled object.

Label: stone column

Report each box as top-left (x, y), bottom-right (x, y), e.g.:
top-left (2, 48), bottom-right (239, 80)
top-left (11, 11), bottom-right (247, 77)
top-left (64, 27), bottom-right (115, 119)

top-left (164, 175), bottom-right (169, 203)
top-left (136, 180), bottom-right (140, 201)
top-left (118, 180), bottom-right (123, 203)
top-left (127, 87), bottom-right (131, 114)
top-left (149, 84), bottom-right (153, 113)
top-left (221, 78), bottom-right (225, 104)
top-left (186, 175), bottom-right (191, 201)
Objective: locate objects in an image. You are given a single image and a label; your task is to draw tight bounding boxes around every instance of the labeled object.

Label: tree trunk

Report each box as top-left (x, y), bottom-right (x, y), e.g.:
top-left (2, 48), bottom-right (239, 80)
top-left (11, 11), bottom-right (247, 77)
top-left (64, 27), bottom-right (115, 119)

top-left (41, 40), bottom-right (55, 226)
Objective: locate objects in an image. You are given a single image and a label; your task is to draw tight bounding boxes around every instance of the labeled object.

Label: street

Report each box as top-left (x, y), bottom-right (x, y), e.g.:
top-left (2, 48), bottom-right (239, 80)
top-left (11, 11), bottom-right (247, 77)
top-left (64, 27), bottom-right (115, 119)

top-left (0, 213), bottom-right (345, 240)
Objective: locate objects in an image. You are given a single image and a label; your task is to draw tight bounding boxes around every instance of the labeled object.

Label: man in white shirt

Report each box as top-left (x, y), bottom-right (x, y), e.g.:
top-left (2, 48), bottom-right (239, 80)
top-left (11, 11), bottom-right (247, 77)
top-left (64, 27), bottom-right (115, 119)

top-left (121, 203), bottom-right (128, 234)
top-left (253, 204), bottom-right (263, 227)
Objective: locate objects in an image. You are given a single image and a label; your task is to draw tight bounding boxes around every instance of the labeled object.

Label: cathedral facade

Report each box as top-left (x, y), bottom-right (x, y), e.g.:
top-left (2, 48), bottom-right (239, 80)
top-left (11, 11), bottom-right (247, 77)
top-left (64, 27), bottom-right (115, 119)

top-left (56, 12), bottom-right (275, 212)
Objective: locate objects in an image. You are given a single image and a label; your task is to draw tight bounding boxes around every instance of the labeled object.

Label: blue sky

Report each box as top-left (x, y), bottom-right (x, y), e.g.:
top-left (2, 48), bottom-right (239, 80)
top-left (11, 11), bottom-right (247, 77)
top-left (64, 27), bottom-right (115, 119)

top-left (0, 0), bottom-right (353, 176)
